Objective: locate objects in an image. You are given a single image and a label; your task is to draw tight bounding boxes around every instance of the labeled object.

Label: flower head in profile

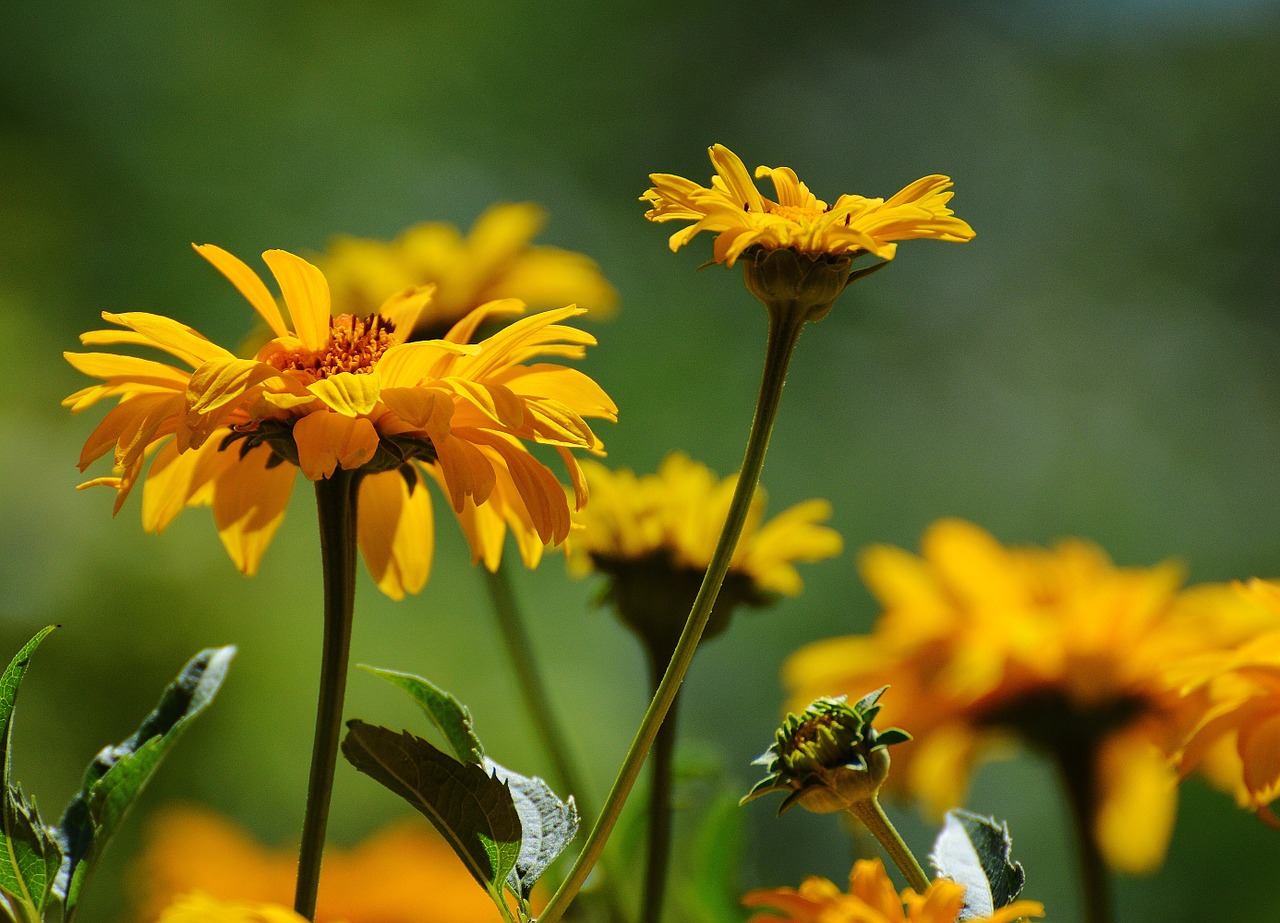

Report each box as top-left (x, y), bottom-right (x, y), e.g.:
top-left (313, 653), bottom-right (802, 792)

top-left (1166, 578), bottom-right (1280, 825)
top-left (133, 806), bottom-right (531, 923)
top-left (742, 858), bottom-right (1044, 923)
top-left (568, 452), bottom-right (842, 655)
top-left (642, 145), bottom-right (974, 323)
top-left (65, 245), bottom-right (616, 598)
top-left (783, 518), bottom-right (1256, 873)
top-left (316, 203), bottom-right (618, 340)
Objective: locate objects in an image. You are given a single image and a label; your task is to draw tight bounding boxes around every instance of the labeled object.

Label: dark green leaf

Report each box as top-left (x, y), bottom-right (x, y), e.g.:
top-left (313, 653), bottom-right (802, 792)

top-left (341, 721), bottom-right (521, 898)
top-left (484, 758), bottom-right (578, 899)
top-left (0, 626), bottom-right (61, 918)
top-left (53, 645), bottom-right (235, 919)
top-left (929, 810), bottom-right (1026, 920)
top-left (362, 667), bottom-right (485, 763)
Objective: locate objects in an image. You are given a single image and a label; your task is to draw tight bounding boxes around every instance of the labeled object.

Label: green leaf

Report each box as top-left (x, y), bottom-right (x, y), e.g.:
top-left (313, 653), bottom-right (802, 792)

top-left (53, 645), bottom-right (235, 919)
top-left (362, 666), bottom-right (485, 763)
top-left (484, 758), bottom-right (578, 900)
top-left (341, 721), bottom-right (522, 900)
top-left (929, 809), bottom-right (1026, 920)
top-left (677, 790), bottom-right (747, 923)
top-left (0, 626), bottom-right (61, 921)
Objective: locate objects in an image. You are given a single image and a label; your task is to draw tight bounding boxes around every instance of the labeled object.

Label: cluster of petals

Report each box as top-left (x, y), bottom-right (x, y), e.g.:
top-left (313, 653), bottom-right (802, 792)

top-left (1164, 578), bottom-right (1280, 823)
top-left (641, 144), bottom-right (975, 267)
top-left (568, 451), bottom-right (843, 597)
top-left (783, 518), bottom-right (1268, 873)
top-left (742, 858), bottom-right (1043, 923)
top-left (65, 244), bottom-right (616, 598)
top-left (315, 202), bottom-right (617, 336)
top-left (137, 806), bottom-right (525, 923)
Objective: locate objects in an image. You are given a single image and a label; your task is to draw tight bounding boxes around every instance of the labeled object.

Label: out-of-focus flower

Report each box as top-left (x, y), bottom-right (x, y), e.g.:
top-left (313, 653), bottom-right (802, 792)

top-left (1166, 578), bottom-right (1280, 825)
top-left (783, 518), bottom-right (1261, 873)
top-left (65, 246), bottom-right (615, 597)
top-left (568, 451), bottom-right (841, 652)
top-left (316, 203), bottom-right (617, 340)
top-left (642, 145), bottom-right (973, 325)
top-left (157, 893), bottom-right (312, 923)
top-left (132, 806), bottom-right (530, 923)
top-left (742, 858), bottom-right (1044, 923)
top-left (742, 690), bottom-right (910, 815)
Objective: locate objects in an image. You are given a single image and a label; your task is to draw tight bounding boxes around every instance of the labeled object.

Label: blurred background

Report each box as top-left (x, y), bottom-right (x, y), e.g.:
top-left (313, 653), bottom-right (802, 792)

top-left (2, 1), bottom-right (1278, 920)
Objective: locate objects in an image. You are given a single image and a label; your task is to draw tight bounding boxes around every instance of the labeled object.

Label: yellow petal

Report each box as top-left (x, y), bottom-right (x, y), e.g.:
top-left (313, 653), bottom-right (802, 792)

top-left (292, 413), bottom-right (379, 480)
top-left (194, 243), bottom-right (291, 338)
top-left (262, 249), bottom-right (331, 352)
top-left (307, 370), bottom-right (382, 416)
top-left (187, 358), bottom-right (281, 415)
top-left (357, 469), bottom-right (434, 600)
top-left (708, 144), bottom-right (767, 212)
top-left (209, 444), bottom-right (298, 575)
top-left (1093, 728), bottom-right (1178, 873)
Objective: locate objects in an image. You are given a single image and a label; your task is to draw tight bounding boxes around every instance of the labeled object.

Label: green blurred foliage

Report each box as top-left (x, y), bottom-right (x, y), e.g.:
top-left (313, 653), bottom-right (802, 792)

top-left (1, 1), bottom-right (1278, 921)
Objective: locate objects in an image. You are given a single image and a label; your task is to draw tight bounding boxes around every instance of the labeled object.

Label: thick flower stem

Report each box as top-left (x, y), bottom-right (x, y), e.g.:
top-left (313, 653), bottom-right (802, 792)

top-left (482, 563), bottom-right (632, 923)
top-left (294, 469), bottom-right (361, 920)
top-left (538, 309), bottom-right (809, 923)
top-left (846, 797), bottom-right (930, 894)
top-left (640, 652), bottom-right (682, 923)
top-left (1053, 748), bottom-right (1113, 923)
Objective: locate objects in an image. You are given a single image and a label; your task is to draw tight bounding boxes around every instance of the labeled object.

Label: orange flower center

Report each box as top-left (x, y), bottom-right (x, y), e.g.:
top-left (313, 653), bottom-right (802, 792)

top-left (271, 314), bottom-right (396, 383)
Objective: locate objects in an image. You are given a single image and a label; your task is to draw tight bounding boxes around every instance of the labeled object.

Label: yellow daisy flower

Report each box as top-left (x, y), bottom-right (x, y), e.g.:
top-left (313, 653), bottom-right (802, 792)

top-left (569, 451), bottom-right (842, 649)
top-left (642, 144), bottom-right (974, 268)
top-left (783, 518), bottom-right (1253, 873)
top-left (316, 202), bottom-right (618, 340)
top-left (65, 245), bottom-right (616, 598)
top-left (135, 806), bottom-right (524, 923)
top-left (1166, 578), bottom-right (1280, 824)
top-left (742, 858), bottom-right (1044, 923)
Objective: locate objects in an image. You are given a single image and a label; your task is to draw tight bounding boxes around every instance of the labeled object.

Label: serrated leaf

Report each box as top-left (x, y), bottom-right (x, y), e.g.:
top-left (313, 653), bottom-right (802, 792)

top-left (1, 626), bottom-right (61, 919)
top-left (341, 721), bottom-right (522, 901)
top-left (930, 810), bottom-right (1026, 920)
top-left (362, 667), bottom-right (485, 763)
top-left (53, 645), bottom-right (235, 919)
top-left (484, 758), bottom-right (578, 899)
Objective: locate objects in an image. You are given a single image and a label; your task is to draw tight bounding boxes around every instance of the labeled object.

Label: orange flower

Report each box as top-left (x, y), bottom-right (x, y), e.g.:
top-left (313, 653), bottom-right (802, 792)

top-left (132, 806), bottom-right (533, 923)
top-left (742, 858), bottom-right (1043, 923)
top-left (64, 246), bottom-right (616, 597)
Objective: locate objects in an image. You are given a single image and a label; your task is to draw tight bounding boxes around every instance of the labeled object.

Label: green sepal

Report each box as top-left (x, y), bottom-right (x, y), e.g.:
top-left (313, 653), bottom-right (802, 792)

top-left (341, 721), bottom-right (522, 911)
top-left (929, 809), bottom-right (1026, 920)
top-left (484, 759), bottom-right (578, 901)
top-left (361, 666), bottom-right (485, 764)
top-left (1, 626), bottom-right (61, 921)
top-left (52, 645), bottom-right (235, 919)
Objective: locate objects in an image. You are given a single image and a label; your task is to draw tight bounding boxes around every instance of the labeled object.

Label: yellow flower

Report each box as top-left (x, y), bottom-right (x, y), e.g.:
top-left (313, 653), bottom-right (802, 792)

top-left (316, 203), bottom-right (618, 340)
top-left (158, 893), bottom-right (312, 923)
top-left (783, 519), bottom-right (1253, 873)
top-left (64, 245), bottom-right (616, 597)
top-left (569, 452), bottom-right (842, 650)
top-left (642, 144), bottom-right (974, 268)
top-left (742, 858), bottom-right (1044, 923)
top-left (1166, 578), bottom-right (1280, 824)
top-left (132, 806), bottom-right (531, 923)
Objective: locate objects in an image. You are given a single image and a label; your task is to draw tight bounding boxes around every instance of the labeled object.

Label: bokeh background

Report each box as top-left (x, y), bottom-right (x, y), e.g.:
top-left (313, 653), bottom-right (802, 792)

top-left (3, 1), bottom-right (1279, 920)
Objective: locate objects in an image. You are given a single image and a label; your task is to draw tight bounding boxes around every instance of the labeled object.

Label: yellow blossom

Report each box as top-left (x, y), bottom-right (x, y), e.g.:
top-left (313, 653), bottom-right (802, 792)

top-left (642, 144), bottom-right (974, 268)
top-left (783, 518), bottom-right (1256, 873)
top-left (742, 858), bottom-right (1044, 923)
top-left (132, 806), bottom-right (533, 923)
top-left (316, 203), bottom-right (618, 340)
top-left (568, 452), bottom-right (842, 649)
top-left (64, 245), bottom-right (616, 598)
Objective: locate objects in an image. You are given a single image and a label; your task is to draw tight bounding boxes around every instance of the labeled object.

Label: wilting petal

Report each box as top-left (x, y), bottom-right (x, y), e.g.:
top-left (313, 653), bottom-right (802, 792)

top-left (358, 469), bottom-right (434, 600)
top-left (209, 444), bottom-right (297, 575)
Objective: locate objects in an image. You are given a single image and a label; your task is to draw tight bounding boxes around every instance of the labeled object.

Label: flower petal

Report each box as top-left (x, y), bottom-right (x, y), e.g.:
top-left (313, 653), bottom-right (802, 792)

top-left (357, 468), bottom-right (434, 600)
top-left (194, 243), bottom-right (291, 338)
top-left (292, 413), bottom-right (379, 480)
top-left (262, 249), bottom-right (331, 352)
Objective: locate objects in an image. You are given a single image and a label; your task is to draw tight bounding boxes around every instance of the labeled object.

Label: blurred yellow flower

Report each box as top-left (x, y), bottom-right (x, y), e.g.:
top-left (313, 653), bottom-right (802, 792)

top-left (133, 806), bottom-right (529, 923)
top-left (569, 452), bottom-right (842, 647)
top-left (65, 246), bottom-right (616, 598)
top-left (742, 858), bottom-right (1044, 923)
top-left (783, 519), bottom-right (1256, 873)
top-left (316, 203), bottom-right (618, 340)
top-left (1167, 578), bottom-right (1280, 824)
top-left (641, 144), bottom-right (974, 268)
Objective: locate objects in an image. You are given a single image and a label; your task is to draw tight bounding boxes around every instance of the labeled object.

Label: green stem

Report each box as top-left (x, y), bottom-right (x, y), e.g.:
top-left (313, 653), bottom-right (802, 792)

top-left (482, 563), bottom-right (631, 923)
top-left (538, 309), bottom-right (809, 923)
top-left (846, 797), bottom-right (930, 894)
top-left (1053, 749), bottom-right (1113, 923)
top-left (294, 469), bottom-right (361, 919)
top-left (640, 653), bottom-right (681, 923)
